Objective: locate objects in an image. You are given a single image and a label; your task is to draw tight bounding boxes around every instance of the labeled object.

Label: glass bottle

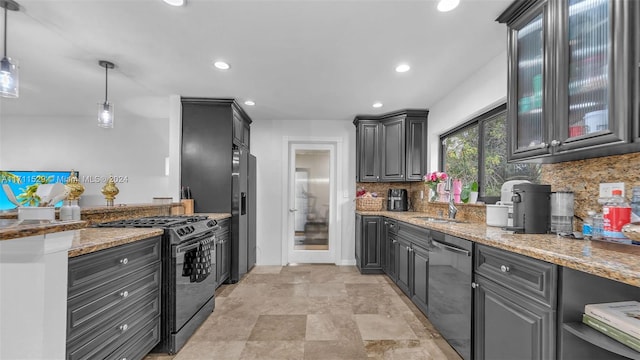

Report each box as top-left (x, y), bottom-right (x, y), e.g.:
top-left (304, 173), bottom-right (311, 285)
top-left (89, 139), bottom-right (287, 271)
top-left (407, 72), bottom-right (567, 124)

top-left (602, 189), bottom-right (631, 242)
top-left (59, 200), bottom-right (73, 221)
top-left (582, 210), bottom-right (595, 239)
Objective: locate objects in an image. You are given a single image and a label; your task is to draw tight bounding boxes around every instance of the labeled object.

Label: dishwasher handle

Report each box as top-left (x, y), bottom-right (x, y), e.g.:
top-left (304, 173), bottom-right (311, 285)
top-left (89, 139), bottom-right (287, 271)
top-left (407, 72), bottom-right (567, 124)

top-left (431, 240), bottom-right (471, 257)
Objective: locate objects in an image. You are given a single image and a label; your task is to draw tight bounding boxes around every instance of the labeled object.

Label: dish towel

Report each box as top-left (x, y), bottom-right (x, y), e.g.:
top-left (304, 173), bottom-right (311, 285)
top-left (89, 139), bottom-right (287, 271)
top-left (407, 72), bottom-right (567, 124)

top-left (182, 236), bottom-right (215, 283)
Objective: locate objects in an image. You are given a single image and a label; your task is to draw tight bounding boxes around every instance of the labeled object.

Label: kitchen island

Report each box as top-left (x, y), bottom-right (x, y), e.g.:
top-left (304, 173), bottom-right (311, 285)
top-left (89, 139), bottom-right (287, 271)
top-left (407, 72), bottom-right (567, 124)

top-left (0, 218), bottom-right (164, 359)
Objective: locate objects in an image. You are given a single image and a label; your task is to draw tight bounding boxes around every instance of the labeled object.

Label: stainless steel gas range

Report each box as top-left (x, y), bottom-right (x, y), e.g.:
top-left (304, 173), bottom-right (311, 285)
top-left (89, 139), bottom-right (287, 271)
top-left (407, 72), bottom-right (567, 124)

top-left (96, 215), bottom-right (219, 354)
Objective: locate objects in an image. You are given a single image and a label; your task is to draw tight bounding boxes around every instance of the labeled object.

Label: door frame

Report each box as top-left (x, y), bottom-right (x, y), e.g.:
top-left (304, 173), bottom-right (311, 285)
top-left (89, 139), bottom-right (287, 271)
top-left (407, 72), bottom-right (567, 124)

top-left (281, 136), bottom-right (343, 265)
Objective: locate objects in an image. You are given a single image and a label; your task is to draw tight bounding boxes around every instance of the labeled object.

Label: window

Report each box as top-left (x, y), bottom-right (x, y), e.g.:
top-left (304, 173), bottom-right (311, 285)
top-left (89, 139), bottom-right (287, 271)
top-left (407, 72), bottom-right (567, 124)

top-left (440, 104), bottom-right (541, 203)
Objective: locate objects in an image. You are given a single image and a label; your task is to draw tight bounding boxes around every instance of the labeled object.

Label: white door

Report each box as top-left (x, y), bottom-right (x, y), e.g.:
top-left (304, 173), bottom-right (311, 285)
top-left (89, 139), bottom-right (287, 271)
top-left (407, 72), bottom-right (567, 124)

top-left (286, 142), bottom-right (336, 263)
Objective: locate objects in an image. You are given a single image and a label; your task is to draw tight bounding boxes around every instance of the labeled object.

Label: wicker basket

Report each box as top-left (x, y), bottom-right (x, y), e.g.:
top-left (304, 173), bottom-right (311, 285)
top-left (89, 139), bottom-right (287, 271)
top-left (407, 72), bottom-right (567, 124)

top-left (356, 197), bottom-right (385, 211)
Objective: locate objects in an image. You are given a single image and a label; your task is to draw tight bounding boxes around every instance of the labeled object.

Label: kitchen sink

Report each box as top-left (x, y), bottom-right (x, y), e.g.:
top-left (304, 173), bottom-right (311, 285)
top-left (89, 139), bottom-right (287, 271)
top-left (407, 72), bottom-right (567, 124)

top-left (414, 216), bottom-right (466, 224)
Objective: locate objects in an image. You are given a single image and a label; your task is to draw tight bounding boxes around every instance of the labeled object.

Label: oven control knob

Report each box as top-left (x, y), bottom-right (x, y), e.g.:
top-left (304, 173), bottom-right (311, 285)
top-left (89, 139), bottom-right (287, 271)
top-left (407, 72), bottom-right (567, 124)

top-left (188, 226), bottom-right (194, 234)
top-left (207, 220), bottom-right (216, 228)
top-left (177, 228), bottom-right (185, 236)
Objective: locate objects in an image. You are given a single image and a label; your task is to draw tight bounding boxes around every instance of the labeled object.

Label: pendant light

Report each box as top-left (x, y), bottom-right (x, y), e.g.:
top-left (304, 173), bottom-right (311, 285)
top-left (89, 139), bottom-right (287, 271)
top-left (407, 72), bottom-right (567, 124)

top-left (0, 0), bottom-right (19, 98)
top-left (98, 60), bottom-right (115, 128)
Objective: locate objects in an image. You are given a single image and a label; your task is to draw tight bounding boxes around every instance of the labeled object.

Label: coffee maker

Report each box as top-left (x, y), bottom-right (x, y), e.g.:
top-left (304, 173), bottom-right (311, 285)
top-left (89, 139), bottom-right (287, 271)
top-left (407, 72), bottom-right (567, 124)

top-left (387, 189), bottom-right (408, 211)
top-left (506, 183), bottom-right (551, 234)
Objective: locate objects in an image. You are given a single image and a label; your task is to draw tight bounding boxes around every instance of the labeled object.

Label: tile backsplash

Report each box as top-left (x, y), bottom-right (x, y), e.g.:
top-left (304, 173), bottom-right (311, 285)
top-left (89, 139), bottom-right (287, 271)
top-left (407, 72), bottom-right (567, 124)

top-left (540, 151), bottom-right (640, 226)
top-left (356, 151), bottom-right (640, 229)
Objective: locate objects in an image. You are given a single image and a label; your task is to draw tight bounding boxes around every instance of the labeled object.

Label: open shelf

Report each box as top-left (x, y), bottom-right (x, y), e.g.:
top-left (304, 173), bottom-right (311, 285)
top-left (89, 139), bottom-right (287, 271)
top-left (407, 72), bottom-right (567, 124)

top-left (563, 322), bottom-right (640, 360)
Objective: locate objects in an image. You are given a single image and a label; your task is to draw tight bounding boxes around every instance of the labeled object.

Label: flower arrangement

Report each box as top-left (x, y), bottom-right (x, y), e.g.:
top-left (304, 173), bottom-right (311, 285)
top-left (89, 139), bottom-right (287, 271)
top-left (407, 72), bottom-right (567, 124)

top-left (424, 171), bottom-right (448, 201)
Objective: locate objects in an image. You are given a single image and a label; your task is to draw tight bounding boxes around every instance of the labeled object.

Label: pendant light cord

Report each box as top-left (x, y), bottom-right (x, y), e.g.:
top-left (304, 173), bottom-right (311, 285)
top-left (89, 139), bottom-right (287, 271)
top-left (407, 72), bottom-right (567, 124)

top-left (3, 5), bottom-right (7, 58)
top-left (104, 64), bottom-right (108, 103)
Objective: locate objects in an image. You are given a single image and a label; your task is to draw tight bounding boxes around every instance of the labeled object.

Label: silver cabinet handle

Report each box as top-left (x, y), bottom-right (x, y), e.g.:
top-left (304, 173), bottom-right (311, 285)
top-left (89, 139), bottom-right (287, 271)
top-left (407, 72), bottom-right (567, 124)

top-left (120, 258), bottom-right (128, 265)
top-left (500, 265), bottom-right (510, 273)
top-left (289, 208), bottom-right (297, 212)
top-left (119, 324), bottom-right (129, 332)
top-left (539, 142), bottom-right (548, 149)
top-left (551, 139), bottom-right (561, 146)
top-left (120, 291), bottom-right (129, 298)
top-left (471, 282), bottom-right (479, 289)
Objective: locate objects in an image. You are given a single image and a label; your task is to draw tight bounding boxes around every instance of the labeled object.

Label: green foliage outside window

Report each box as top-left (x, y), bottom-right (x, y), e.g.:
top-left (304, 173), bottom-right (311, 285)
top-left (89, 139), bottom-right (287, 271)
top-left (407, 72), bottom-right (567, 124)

top-left (442, 106), bottom-right (541, 201)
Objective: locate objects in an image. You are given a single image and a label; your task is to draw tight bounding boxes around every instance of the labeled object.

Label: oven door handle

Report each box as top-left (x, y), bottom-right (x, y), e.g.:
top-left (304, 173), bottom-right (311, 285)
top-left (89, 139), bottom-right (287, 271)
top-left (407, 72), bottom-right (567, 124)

top-left (175, 241), bottom-right (201, 255)
top-left (431, 240), bottom-right (470, 257)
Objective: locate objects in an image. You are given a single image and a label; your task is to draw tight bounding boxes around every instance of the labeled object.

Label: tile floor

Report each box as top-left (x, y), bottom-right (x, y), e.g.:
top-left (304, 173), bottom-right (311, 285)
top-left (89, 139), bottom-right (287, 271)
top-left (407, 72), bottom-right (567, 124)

top-left (144, 264), bottom-right (461, 360)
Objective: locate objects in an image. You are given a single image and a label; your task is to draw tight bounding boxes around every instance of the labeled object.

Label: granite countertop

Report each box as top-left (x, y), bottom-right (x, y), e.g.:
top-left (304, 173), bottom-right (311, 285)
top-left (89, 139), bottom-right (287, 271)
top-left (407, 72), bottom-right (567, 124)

top-left (0, 219), bottom-right (87, 241)
top-left (358, 210), bottom-right (640, 287)
top-left (0, 203), bottom-right (175, 219)
top-left (195, 213), bottom-right (232, 221)
top-left (68, 227), bottom-right (164, 257)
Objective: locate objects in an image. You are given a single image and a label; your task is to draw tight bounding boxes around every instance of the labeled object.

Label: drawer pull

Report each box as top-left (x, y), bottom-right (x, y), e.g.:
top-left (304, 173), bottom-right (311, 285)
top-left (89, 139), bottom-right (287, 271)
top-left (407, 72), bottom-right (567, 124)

top-left (121, 358), bottom-right (127, 360)
top-left (500, 265), bottom-right (510, 273)
top-left (119, 324), bottom-right (129, 332)
top-left (471, 282), bottom-right (480, 289)
top-left (120, 290), bottom-right (129, 298)
top-left (120, 258), bottom-right (129, 265)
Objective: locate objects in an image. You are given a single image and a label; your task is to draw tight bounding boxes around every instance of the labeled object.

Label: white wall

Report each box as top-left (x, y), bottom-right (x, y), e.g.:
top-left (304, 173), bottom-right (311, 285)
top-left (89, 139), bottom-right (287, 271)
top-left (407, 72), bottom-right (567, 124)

top-left (427, 51), bottom-right (508, 171)
top-left (0, 113), bottom-right (171, 205)
top-left (251, 119), bottom-right (356, 266)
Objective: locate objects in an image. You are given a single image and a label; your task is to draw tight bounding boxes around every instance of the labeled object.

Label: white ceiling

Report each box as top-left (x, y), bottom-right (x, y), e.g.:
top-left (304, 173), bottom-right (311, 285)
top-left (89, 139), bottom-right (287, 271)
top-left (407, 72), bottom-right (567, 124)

top-left (0, 0), bottom-right (512, 122)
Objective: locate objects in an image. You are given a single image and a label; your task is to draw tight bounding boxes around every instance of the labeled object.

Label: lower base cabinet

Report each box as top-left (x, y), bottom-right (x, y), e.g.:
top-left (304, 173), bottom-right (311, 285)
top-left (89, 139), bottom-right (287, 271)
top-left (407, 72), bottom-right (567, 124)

top-left (215, 219), bottom-right (230, 287)
top-left (474, 274), bottom-right (556, 360)
top-left (67, 236), bottom-right (162, 360)
top-left (473, 244), bottom-right (557, 360)
top-left (410, 242), bottom-right (429, 315)
top-left (355, 215), bottom-right (383, 273)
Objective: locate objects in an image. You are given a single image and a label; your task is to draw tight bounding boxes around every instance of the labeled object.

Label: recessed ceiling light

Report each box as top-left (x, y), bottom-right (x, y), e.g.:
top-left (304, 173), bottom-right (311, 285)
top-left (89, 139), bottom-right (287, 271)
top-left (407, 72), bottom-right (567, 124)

top-left (395, 64), bottom-right (410, 73)
top-left (244, 100), bottom-right (255, 106)
top-left (163, 0), bottom-right (185, 6)
top-left (437, 0), bottom-right (459, 12)
top-left (373, 102), bottom-right (383, 108)
top-left (214, 61), bottom-right (230, 70)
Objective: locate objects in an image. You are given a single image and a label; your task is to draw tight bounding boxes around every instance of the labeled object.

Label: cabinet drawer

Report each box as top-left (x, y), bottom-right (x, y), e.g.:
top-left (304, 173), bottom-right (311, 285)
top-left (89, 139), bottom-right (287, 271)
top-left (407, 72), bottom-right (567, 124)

top-left (384, 218), bottom-right (398, 235)
top-left (67, 297), bottom-right (160, 360)
top-left (475, 245), bottom-right (557, 307)
top-left (397, 222), bottom-right (429, 248)
top-left (105, 317), bottom-right (160, 360)
top-left (67, 262), bottom-right (161, 343)
top-left (68, 237), bottom-right (161, 299)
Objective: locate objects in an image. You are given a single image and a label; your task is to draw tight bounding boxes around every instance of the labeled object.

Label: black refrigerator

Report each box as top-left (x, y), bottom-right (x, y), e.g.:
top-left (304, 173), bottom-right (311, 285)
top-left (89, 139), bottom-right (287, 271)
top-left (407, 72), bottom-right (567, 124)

top-left (231, 147), bottom-right (256, 282)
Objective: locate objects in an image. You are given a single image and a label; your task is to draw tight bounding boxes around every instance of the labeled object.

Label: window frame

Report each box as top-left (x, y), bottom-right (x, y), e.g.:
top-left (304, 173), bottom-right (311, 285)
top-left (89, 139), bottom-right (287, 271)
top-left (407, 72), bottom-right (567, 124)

top-left (439, 103), bottom-right (507, 204)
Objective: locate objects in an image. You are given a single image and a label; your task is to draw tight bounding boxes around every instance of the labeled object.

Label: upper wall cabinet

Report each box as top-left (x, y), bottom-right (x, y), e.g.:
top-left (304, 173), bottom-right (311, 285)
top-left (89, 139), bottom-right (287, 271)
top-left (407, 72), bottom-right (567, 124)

top-left (354, 109), bottom-right (429, 182)
top-left (498, 0), bottom-right (639, 163)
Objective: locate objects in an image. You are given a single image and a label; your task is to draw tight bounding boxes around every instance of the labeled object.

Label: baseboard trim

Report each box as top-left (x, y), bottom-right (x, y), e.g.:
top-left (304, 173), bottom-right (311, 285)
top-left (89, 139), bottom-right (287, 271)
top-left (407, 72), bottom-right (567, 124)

top-left (336, 259), bottom-right (356, 266)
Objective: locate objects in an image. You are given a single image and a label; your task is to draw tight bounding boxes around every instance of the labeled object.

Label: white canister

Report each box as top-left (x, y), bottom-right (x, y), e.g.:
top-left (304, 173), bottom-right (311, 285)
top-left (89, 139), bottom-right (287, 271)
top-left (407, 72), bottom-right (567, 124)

top-left (486, 204), bottom-right (509, 227)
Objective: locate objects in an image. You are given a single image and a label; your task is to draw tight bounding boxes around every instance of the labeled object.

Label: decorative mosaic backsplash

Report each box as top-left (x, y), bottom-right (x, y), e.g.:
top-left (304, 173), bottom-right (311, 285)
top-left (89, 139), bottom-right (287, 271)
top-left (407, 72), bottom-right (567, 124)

top-left (357, 151), bottom-right (640, 228)
top-left (540, 152), bottom-right (640, 227)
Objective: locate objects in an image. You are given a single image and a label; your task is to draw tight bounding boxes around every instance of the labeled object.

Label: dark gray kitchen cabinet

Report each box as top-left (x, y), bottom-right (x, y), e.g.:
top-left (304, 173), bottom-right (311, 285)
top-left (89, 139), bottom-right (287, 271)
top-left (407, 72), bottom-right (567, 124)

top-left (67, 236), bottom-right (162, 360)
top-left (355, 215), bottom-right (383, 274)
top-left (232, 108), bottom-right (251, 149)
top-left (474, 274), bottom-right (556, 360)
top-left (380, 117), bottom-right (405, 182)
top-left (215, 218), bottom-right (230, 288)
top-left (396, 237), bottom-right (412, 296)
top-left (354, 109), bottom-right (428, 182)
top-left (498, 0), bottom-right (640, 163)
top-left (382, 219), bottom-right (398, 282)
top-left (181, 98), bottom-right (252, 213)
top-left (356, 121), bottom-right (381, 182)
top-left (473, 244), bottom-right (557, 360)
top-left (410, 242), bottom-right (429, 315)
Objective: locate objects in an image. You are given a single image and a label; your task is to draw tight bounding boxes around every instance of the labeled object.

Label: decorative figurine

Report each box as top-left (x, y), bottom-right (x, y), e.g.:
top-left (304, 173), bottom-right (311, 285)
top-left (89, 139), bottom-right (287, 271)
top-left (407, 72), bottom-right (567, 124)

top-left (101, 175), bottom-right (119, 206)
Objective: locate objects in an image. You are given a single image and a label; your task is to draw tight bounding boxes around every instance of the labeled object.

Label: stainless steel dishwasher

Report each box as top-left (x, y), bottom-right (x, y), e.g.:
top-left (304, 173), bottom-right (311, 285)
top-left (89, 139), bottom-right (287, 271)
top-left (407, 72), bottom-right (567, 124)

top-left (427, 231), bottom-right (473, 360)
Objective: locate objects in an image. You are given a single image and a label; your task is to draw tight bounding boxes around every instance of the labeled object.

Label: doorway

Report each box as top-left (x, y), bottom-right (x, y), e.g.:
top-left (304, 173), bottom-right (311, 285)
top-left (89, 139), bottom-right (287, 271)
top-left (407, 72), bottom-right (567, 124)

top-left (285, 141), bottom-right (337, 264)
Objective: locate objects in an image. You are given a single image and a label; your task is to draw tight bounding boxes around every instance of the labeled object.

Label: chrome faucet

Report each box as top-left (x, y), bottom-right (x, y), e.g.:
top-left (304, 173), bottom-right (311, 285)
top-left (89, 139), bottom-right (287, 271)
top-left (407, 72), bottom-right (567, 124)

top-left (445, 178), bottom-right (458, 219)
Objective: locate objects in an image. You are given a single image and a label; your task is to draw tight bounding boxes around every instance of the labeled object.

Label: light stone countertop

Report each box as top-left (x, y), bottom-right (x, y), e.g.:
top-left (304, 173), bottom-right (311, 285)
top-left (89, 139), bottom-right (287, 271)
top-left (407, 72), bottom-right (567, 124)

top-left (358, 210), bottom-right (640, 287)
top-left (67, 227), bottom-right (164, 257)
top-left (195, 213), bottom-right (232, 221)
top-left (0, 219), bottom-right (87, 241)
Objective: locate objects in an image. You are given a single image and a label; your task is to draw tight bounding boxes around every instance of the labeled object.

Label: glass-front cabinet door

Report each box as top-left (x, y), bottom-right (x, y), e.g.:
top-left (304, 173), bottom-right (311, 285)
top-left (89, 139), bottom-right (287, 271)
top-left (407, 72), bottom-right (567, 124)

top-left (555, 0), bottom-right (628, 151)
top-left (508, 1), bottom-right (552, 160)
